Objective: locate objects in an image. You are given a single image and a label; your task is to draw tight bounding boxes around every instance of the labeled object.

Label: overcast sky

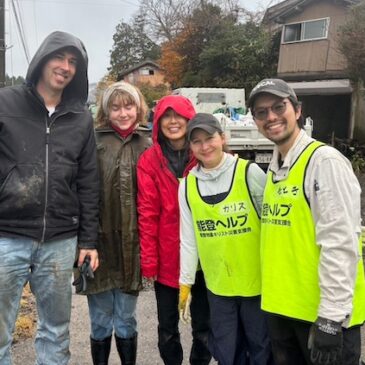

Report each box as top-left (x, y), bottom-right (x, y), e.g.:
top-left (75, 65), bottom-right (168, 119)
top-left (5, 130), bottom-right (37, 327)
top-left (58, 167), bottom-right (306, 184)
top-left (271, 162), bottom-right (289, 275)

top-left (5, 0), bottom-right (276, 83)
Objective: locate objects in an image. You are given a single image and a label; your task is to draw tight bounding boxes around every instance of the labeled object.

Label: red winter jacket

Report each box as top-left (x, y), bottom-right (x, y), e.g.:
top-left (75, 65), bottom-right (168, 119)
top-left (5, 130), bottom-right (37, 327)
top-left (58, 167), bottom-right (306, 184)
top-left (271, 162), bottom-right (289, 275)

top-left (137, 95), bottom-right (196, 288)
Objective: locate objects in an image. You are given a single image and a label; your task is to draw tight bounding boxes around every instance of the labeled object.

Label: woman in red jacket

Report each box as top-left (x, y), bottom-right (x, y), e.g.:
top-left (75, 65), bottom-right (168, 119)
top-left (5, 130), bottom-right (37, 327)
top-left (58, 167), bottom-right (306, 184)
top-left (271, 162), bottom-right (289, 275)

top-left (137, 95), bottom-right (211, 365)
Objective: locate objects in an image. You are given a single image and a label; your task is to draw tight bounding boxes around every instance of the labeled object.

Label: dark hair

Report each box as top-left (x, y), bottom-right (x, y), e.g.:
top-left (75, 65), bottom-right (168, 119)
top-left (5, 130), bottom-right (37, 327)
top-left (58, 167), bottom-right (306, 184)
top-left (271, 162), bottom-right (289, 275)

top-left (288, 97), bottom-right (304, 129)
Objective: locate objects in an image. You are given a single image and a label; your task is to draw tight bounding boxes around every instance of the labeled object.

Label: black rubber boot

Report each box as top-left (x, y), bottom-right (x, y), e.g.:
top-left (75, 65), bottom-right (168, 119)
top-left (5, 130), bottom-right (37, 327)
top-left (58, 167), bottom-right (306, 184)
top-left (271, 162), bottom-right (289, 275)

top-left (90, 335), bottom-right (112, 365)
top-left (115, 334), bottom-right (137, 365)
top-left (190, 334), bottom-right (212, 365)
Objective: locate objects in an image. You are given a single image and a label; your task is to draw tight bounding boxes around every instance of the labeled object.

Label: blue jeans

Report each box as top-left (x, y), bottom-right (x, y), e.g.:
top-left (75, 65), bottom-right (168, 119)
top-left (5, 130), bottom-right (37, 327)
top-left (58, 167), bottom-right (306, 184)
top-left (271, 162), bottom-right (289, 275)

top-left (87, 289), bottom-right (137, 340)
top-left (0, 235), bottom-right (77, 365)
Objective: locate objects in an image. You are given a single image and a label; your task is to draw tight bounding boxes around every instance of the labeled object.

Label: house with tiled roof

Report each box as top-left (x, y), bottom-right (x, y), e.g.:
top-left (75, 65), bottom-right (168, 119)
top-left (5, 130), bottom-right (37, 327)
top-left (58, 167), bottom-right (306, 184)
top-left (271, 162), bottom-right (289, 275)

top-left (263, 0), bottom-right (365, 143)
top-left (117, 60), bottom-right (169, 87)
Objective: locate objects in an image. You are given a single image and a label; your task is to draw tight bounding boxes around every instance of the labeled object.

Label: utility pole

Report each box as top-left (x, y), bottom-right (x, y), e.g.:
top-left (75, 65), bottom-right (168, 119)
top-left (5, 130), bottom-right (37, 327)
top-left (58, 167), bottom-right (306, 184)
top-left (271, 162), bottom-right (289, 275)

top-left (0, 0), bottom-right (5, 87)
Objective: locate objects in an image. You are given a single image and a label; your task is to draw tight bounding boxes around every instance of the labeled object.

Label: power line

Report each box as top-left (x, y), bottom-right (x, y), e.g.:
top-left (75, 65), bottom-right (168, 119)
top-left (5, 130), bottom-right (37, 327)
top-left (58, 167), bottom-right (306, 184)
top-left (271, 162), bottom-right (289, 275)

top-left (0, 0), bottom-right (5, 86)
top-left (12, 0), bottom-right (30, 62)
top-left (6, 0), bottom-right (15, 79)
top-left (11, 0), bottom-right (30, 63)
top-left (31, 0), bottom-right (38, 45)
top-left (15, 0), bottom-right (31, 60)
top-left (14, 0), bottom-right (30, 53)
top-left (17, 0), bottom-right (139, 7)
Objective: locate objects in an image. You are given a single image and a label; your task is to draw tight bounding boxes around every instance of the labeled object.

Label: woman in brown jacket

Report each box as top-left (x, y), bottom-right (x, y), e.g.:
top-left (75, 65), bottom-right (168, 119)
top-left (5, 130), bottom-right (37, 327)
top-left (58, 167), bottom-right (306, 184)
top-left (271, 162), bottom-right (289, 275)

top-left (85, 81), bottom-right (150, 365)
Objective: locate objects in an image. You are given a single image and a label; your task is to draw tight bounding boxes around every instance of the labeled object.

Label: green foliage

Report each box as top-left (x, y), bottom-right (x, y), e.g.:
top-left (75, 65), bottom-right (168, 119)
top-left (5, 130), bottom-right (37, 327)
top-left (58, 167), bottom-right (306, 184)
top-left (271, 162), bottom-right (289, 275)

top-left (350, 151), bottom-right (365, 174)
top-left (5, 74), bottom-right (25, 86)
top-left (197, 21), bottom-right (279, 90)
top-left (94, 74), bottom-right (117, 106)
top-left (180, 4), bottom-right (230, 74)
top-left (109, 0), bottom-right (279, 90)
top-left (136, 82), bottom-right (170, 108)
top-left (109, 14), bottom-right (160, 77)
top-left (157, 2), bottom-right (279, 89)
top-left (338, 1), bottom-right (365, 82)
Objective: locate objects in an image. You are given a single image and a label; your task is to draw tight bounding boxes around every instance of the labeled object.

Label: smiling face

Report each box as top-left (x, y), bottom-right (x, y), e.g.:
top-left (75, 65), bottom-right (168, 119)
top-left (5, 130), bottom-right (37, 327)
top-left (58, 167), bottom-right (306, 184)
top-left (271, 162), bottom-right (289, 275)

top-left (37, 49), bottom-right (77, 97)
top-left (189, 129), bottom-right (225, 169)
top-left (159, 109), bottom-right (188, 149)
top-left (108, 96), bottom-right (138, 130)
top-left (252, 94), bottom-right (301, 154)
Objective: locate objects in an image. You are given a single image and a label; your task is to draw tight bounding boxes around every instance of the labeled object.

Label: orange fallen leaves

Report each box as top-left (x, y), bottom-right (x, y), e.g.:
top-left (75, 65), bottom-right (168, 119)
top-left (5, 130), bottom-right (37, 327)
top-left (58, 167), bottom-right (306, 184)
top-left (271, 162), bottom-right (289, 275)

top-left (13, 284), bottom-right (36, 343)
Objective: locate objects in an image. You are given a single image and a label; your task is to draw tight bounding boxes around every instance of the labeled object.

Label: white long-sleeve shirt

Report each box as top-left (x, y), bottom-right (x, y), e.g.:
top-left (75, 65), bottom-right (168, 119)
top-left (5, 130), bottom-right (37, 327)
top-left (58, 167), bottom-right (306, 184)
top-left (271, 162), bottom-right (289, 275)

top-left (269, 129), bottom-right (361, 324)
top-left (179, 153), bottom-right (266, 287)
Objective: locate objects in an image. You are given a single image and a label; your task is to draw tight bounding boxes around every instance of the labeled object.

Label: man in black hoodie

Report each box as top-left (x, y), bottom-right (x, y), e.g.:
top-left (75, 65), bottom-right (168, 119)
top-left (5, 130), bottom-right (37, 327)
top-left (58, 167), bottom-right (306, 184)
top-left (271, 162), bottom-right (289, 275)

top-left (0, 31), bottom-right (99, 364)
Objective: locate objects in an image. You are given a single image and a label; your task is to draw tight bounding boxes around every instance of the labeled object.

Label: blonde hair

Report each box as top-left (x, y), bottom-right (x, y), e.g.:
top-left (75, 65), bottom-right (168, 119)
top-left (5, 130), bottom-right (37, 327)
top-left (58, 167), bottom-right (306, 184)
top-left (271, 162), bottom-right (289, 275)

top-left (95, 83), bottom-right (147, 129)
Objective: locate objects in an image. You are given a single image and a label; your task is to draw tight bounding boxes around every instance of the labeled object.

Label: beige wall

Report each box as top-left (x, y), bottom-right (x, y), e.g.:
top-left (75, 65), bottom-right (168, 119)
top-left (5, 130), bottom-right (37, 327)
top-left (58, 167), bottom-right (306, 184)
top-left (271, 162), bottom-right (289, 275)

top-left (277, 0), bottom-right (349, 78)
top-left (138, 72), bottom-right (167, 86)
top-left (123, 68), bottom-right (168, 87)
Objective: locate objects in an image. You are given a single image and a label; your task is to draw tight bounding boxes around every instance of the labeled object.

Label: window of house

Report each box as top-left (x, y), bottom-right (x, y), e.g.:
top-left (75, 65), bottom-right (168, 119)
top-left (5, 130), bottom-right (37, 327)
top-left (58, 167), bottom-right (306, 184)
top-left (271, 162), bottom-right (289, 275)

top-left (283, 23), bottom-right (301, 43)
top-left (140, 68), bottom-right (155, 76)
top-left (282, 18), bottom-right (329, 43)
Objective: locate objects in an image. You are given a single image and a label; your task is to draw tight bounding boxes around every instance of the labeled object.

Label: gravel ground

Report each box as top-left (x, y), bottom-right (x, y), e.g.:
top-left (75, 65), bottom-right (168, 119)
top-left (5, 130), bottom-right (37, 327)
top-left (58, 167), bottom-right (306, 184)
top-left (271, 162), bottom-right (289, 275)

top-left (11, 288), bottom-right (217, 365)
top-left (10, 287), bottom-right (365, 364)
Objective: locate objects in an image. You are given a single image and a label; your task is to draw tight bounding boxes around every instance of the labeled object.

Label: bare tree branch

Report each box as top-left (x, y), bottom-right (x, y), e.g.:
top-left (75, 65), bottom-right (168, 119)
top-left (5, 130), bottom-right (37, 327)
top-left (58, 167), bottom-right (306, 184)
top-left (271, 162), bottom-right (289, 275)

top-left (140, 0), bottom-right (200, 42)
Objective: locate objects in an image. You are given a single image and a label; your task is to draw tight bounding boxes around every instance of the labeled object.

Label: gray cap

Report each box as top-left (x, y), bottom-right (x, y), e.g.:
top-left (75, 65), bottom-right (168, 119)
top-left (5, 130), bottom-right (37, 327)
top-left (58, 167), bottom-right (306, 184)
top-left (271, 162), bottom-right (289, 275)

top-left (187, 113), bottom-right (223, 141)
top-left (248, 78), bottom-right (297, 108)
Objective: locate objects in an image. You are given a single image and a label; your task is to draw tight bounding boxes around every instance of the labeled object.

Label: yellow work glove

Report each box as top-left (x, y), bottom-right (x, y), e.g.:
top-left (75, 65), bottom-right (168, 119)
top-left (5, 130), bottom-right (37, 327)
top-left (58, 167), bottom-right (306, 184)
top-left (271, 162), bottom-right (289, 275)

top-left (178, 284), bottom-right (192, 325)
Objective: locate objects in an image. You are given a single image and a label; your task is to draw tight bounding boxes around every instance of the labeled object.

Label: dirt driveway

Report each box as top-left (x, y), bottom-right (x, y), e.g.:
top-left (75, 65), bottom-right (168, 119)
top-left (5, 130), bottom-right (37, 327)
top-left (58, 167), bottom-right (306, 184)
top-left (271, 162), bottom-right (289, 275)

top-left (11, 288), bottom-right (217, 365)
top-left (10, 287), bottom-right (365, 365)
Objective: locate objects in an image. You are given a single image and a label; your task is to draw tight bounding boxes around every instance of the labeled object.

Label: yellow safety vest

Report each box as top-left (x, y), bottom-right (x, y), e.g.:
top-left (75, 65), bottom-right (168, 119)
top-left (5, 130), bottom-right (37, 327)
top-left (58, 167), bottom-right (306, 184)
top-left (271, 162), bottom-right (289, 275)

top-left (261, 141), bottom-right (365, 326)
top-left (186, 158), bottom-right (261, 296)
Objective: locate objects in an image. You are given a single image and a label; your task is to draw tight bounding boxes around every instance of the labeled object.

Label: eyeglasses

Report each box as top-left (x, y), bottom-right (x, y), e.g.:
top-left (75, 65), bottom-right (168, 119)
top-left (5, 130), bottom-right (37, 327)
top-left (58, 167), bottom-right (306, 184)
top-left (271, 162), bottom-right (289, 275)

top-left (252, 101), bottom-right (288, 121)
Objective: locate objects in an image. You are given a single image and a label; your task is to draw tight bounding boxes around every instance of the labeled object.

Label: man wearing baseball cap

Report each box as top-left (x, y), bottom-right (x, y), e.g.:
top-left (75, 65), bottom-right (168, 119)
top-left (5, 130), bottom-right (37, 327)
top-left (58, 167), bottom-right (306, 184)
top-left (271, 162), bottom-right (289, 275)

top-left (249, 78), bottom-right (365, 365)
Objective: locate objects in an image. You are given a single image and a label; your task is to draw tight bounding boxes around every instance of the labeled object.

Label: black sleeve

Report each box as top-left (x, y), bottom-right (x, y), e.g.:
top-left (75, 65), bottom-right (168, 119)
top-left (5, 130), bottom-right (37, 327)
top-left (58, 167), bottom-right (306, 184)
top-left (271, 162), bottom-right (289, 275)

top-left (76, 115), bottom-right (100, 249)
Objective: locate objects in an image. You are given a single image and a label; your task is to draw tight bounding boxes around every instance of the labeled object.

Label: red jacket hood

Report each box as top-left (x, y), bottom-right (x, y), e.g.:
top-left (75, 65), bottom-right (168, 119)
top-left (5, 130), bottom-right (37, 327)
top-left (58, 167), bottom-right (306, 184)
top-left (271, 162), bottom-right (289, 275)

top-left (152, 95), bottom-right (196, 143)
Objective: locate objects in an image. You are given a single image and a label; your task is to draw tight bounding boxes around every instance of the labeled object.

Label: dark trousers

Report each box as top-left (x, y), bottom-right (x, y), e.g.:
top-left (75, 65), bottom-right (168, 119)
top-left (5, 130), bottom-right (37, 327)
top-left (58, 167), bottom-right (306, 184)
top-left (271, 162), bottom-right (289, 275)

top-left (207, 291), bottom-right (274, 365)
top-left (154, 270), bottom-right (212, 365)
top-left (267, 314), bottom-right (361, 365)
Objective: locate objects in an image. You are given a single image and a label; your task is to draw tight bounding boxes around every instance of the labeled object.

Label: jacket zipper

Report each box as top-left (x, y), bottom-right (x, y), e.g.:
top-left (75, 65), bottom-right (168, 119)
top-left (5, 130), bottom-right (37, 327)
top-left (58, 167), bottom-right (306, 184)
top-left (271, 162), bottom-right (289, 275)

top-left (40, 109), bottom-right (79, 242)
top-left (41, 122), bottom-right (50, 243)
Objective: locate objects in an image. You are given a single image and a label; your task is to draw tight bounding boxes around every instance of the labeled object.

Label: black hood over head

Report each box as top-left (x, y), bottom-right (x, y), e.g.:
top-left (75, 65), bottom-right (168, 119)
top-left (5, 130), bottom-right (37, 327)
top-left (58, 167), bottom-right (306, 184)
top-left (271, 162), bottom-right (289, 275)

top-left (25, 31), bottom-right (89, 103)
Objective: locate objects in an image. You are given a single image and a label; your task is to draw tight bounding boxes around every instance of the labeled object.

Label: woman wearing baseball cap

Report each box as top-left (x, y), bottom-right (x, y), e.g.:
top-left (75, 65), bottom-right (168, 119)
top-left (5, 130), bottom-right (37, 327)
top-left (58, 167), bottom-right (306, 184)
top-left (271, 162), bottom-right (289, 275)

top-left (178, 113), bottom-right (273, 364)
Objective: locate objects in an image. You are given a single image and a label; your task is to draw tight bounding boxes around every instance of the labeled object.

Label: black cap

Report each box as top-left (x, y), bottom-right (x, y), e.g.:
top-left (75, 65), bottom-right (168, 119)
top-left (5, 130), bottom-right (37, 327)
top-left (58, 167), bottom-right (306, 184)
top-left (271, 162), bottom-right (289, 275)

top-left (187, 113), bottom-right (223, 141)
top-left (248, 79), bottom-right (298, 108)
